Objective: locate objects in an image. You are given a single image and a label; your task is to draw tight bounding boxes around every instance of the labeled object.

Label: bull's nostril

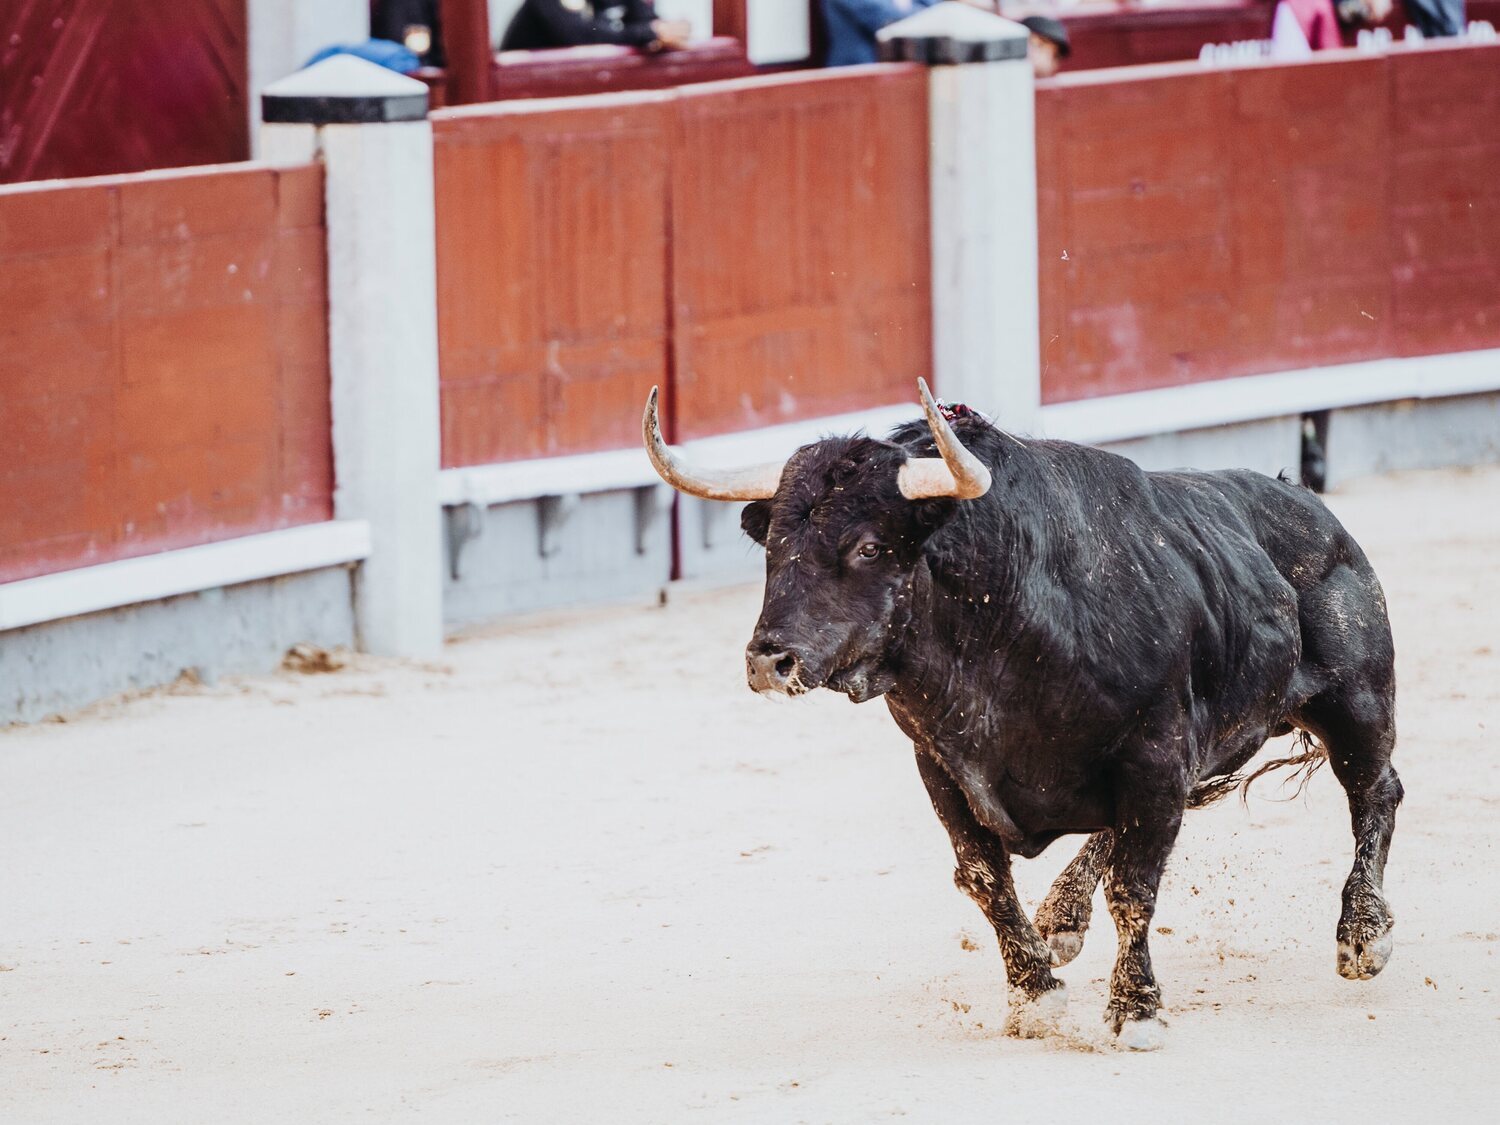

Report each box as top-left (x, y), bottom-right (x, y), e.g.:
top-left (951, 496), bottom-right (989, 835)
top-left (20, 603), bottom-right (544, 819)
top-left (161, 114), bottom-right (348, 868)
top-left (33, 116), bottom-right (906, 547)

top-left (747, 647), bottom-right (800, 693)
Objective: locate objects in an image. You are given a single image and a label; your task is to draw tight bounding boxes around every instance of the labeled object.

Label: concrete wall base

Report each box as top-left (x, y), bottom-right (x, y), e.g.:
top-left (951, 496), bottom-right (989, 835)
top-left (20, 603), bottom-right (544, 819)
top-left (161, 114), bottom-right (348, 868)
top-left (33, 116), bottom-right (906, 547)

top-left (442, 489), bottom-right (673, 628)
top-left (1, 566), bottom-right (355, 725)
top-left (442, 391), bottom-right (1500, 628)
top-left (1324, 391), bottom-right (1500, 489)
top-left (675, 496), bottom-right (765, 585)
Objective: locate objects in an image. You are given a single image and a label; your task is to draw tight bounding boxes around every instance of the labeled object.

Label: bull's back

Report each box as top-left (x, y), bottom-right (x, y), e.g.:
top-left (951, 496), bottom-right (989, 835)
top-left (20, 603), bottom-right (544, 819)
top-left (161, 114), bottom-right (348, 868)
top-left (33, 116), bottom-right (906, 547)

top-left (1173, 468), bottom-right (1374, 596)
top-left (1151, 467), bottom-right (1394, 702)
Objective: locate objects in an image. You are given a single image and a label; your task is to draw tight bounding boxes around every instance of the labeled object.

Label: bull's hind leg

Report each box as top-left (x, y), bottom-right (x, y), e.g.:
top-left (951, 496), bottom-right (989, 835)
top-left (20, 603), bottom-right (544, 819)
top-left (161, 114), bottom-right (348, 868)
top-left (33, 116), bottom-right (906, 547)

top-left (1299, 691), bottom-right (1403, 981)
top-left (915, 752), bottom-right (1065, 1039)
top-left (1034, 831), bottom-right (1113, 966)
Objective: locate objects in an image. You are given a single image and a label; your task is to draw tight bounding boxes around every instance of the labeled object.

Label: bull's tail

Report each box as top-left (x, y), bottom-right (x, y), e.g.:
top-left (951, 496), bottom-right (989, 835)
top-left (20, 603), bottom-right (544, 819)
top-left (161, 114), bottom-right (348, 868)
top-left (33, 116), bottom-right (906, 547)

top-left (1187, 730), bottom-right (1328, 810)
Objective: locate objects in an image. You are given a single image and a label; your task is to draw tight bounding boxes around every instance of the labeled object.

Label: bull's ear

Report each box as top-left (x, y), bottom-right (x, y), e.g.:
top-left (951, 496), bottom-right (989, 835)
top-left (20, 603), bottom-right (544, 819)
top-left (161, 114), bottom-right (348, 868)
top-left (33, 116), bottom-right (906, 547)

top-left (910, 497), bottom-right (958, 537)
top-left (741, 500), bottom-right (772, 546)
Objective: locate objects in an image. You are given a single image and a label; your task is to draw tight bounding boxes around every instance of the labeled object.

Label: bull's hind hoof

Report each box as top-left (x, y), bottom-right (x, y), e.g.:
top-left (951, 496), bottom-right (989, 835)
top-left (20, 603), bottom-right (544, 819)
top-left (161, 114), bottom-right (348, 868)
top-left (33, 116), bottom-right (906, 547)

top-left (1045, 931), bottom-right (1084, 967)
top-left (1337, 928), bottom-right (1395, 981)
top-left (1004, 982), bottom-right (1068, 1039)
top-left (1114, 1015), bottom-right (1167, 1052)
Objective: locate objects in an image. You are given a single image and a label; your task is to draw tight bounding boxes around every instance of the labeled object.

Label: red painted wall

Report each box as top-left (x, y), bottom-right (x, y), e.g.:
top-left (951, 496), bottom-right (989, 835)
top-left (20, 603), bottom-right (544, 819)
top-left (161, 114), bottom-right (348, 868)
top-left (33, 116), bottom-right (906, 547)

top-left (433, 94), bottom-right (674, 467)
top-left (489, 39), bottom-right (756, 102)
top-left (671, 68), bottom-right (930, 440)
top-left (0, 165), bottom-right (334, 584)
top-left (1059, 1), bottom-right (1274, 72)
top-left (432, 66), bottom-right (930, 464)
top-left (1037, 42), bottom-right (1500, 403)
top-left (0, 0), bottom-right (249, 184)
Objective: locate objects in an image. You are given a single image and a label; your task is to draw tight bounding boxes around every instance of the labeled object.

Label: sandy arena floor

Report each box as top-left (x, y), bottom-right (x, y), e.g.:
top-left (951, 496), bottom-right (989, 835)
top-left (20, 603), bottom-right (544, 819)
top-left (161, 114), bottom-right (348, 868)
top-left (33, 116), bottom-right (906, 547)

top-left (2, 465), bottom-right (1498, 1123)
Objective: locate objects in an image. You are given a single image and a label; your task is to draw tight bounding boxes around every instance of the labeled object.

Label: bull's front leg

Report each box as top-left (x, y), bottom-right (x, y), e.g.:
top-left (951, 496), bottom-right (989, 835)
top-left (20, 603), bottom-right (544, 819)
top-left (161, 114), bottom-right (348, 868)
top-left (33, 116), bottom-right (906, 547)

top-left (915, 751), bottom-right (1064, 1039)
top-left (1102, 813), bottom-right (1181, 1051)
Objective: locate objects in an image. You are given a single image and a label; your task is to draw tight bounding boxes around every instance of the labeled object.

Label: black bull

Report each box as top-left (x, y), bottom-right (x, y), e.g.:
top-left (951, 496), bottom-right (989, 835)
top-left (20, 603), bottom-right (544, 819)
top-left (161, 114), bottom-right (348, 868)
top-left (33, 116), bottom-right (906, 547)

top-left (643, 383), bottom-right (1402, 1050)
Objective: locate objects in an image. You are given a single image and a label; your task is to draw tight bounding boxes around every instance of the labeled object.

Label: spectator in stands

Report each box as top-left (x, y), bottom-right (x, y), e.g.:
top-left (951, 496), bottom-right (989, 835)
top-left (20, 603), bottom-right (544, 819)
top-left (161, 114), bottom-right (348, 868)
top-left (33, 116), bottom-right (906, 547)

top-left (1018, 15), bottom-right (1070, 77)
top-left (1334, 0), bottom-right (1395, 27)
top-left (1402, 0), bottom-right (1466, 35)
top-left (372, 0), bottom-right (446, 66)
top-left (823, 0), bottom-right (942, 67)
top-left (1276, 0), bottom-right (1345, 49)
top-left (824, 2), bottom-right (1069, 72)
top-left (500, 0), bottom-right (692, 52)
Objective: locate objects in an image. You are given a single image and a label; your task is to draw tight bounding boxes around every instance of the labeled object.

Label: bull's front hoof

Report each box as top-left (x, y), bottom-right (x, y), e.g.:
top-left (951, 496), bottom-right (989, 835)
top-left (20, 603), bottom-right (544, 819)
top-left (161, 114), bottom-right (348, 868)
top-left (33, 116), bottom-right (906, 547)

top-left (1003, 982), bottom-right (1068, 1039)
top-left (1114, 1015), bottom-right (1167, 1052)
top-left (1337, 927), bottom-right (1394, 981)
top-left (1045, 931), bottom-right (1084, 967)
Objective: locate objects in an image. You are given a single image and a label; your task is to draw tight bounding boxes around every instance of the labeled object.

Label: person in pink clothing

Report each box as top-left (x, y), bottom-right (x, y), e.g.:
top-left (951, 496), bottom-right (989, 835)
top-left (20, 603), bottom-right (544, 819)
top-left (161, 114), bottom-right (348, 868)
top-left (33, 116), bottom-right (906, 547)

top-left (1280, 0), bottom-right (1346, 48)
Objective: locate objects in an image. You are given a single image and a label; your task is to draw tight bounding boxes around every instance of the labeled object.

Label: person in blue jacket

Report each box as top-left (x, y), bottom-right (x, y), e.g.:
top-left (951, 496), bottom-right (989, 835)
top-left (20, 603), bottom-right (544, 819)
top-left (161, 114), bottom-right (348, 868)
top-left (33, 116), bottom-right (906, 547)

top-left (822, 0), bottom-right (943, 66)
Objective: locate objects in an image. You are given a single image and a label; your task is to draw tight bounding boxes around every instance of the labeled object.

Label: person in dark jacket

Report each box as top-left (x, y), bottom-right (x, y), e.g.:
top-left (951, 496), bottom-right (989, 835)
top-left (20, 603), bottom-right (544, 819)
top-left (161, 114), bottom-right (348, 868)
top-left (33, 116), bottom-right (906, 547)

top-left (1018, 14), bottom-right (1070, 77)
top-left (500, 0), bottom-right (691, 51)
top-left (371, 0), bottom-right (446, 66)
top-left (1403, 0), bottom-right (1466, 35)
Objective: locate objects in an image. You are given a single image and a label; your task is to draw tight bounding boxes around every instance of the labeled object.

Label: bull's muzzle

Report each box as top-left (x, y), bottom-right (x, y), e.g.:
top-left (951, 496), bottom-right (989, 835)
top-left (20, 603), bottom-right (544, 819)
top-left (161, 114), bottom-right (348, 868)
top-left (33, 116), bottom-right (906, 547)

top-left (746, 647), bottom-right (804, 696)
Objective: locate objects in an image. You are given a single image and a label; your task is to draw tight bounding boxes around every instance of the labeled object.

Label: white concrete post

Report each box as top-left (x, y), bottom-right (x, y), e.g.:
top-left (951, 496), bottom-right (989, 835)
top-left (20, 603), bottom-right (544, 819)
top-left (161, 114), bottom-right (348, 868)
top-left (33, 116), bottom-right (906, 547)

top-left (262, 57), bottom-right (445, 658)
top-left (257, 122), bottom-right (318, 166)
top-left (880, 5), bottom-right (1041, 435)
top-left (247, 0), bottom-right (371, 156)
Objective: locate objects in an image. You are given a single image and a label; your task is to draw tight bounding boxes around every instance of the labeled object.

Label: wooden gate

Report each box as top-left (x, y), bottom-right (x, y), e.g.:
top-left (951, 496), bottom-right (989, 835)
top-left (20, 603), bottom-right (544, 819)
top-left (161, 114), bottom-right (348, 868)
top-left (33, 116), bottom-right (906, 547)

top-left (1, 0), bottom-right (249, 184)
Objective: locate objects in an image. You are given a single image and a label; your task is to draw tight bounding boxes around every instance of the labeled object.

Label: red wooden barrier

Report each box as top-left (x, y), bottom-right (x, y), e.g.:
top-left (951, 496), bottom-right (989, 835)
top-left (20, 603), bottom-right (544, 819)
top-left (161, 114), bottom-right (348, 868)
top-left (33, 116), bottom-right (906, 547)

top-left (670, 67), bottom-right (930, 440)
top-left (432, 65), bottom-right (930, 464)
top-left (1060, 0), bottom-right (1273, 72)
top-left (433, 93), bottom-right (674, 467)
top-left (1037, 42), bottom-right (1500, 404)
top-left (490, 39), bottom-right (756, 101)
top-left (0, 164), bottom-right (334, 584)
top-left (1388, 44), bottom-right (1500, 355)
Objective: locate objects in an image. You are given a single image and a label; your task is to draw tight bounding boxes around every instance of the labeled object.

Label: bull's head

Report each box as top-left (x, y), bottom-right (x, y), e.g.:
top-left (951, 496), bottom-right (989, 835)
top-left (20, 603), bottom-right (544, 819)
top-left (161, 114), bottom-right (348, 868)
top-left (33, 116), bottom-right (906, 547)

top-left (643, 379), bottom-right (991, 702)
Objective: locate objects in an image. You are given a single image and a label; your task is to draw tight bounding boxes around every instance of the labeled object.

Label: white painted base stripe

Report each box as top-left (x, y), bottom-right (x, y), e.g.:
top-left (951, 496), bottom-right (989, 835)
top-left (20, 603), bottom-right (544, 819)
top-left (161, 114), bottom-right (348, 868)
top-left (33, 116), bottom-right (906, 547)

top-left (0, 520), bottom-right (372, 633)
top-left (438, 447), bottom-right (661, 507)
top-left (435, 349), bottom-right (1500, 508)
top-left (436, 403), bottom-right (917, 507)
top-left (1040, 349), bottom-right (1500, 445)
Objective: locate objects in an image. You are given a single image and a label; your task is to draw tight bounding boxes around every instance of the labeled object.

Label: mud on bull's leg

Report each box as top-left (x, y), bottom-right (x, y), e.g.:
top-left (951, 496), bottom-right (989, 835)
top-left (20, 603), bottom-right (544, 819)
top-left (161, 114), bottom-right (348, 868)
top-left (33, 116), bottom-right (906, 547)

top-left (1329, 747), bottom-right (1402, 980)
top-left (1034, 830), bottom-right (1113, 966)
top-left (1102, 817), bottom-right (1180, 1051)
top-left (915, 752), bottom-right (1064, 1038)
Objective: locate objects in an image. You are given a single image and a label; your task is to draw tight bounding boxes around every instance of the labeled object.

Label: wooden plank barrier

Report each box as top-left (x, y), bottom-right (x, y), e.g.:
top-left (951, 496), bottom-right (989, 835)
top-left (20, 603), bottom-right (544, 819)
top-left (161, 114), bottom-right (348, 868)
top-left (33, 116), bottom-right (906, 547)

top-left (670, 67), bottom-right (930, 441)
top-left (0, 163), bottom-right (334, 584)
top-left (1037, 42), bottom-right (1500, 404)
top-left (431, 64), bottom-right (930, 465)
top-left (432, 92), bottom-right (674, 468)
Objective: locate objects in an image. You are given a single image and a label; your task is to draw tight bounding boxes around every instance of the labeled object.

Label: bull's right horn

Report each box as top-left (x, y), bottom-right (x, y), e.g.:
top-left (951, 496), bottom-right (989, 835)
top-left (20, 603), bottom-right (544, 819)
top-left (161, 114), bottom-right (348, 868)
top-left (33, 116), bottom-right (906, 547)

top-left (642, 387), bottom-right (784, 501)
top-left (897, 377), bottom-right (993, 501)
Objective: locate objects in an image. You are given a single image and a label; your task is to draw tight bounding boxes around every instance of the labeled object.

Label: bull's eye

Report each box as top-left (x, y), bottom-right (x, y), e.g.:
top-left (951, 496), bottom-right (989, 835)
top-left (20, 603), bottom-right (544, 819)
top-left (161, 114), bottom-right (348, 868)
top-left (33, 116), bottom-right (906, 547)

top-left (856, 541), bottom-right (882, 559)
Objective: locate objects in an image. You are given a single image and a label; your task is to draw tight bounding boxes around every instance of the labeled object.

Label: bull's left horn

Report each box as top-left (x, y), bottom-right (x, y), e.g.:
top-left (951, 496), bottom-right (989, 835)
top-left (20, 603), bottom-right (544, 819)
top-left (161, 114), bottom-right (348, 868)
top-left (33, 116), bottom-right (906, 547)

top-left (897, 377), bottom-right (993, 501)
top-left (642, 387), bottom-right (784, 501)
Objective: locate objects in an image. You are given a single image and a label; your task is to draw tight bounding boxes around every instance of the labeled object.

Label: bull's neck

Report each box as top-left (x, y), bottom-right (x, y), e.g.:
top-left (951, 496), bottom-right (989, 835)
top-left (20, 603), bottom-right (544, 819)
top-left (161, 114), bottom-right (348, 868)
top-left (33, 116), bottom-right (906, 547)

top-left (887, 441), bottom-right (1063, 736)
